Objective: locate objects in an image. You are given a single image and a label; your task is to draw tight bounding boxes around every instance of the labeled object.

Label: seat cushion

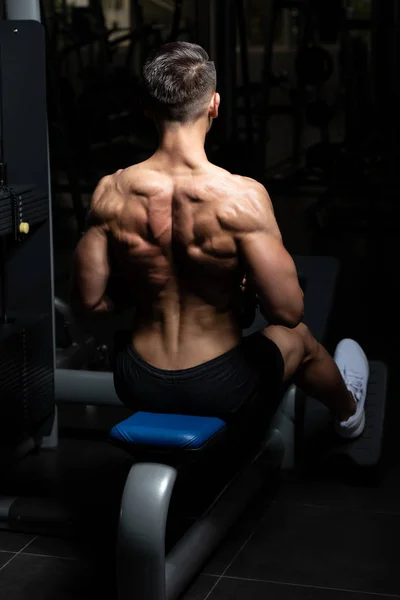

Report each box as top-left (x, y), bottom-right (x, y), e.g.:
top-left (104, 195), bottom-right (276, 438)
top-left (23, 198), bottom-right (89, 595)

top-left (110, 412), bottom-right (226, 451)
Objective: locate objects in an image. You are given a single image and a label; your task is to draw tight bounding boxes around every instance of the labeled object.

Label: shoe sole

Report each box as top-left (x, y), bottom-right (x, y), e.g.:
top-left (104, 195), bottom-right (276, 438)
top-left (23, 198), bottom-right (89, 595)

top-left (335, 410), bottom-right (366, 440)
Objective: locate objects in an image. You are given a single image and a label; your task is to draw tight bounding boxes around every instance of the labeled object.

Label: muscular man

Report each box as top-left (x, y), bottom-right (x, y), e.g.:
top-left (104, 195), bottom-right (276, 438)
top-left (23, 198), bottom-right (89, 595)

top-left (70, 42), bottom-right (368, 439)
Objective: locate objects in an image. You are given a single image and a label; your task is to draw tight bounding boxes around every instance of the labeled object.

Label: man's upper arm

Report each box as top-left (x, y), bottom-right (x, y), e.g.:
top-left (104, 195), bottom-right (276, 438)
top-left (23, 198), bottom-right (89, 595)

top-left (69, 178), bottom-right (112, 313)
top-left (230, 182), bottom-right (304, 327)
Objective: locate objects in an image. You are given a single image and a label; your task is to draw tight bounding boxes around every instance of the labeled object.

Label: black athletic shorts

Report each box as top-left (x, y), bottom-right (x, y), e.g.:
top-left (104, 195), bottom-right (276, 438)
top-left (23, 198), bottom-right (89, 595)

top-left (113, 331), bottom-right (285, 423)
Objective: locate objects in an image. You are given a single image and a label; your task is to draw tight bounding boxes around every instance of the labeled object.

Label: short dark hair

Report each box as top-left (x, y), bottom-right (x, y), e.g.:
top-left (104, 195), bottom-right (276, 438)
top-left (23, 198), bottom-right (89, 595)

top-left (142, 42), bottom-right (216, 123)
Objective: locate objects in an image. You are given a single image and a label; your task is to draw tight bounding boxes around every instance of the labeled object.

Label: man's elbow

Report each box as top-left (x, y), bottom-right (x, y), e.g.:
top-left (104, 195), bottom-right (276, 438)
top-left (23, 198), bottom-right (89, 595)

top-left (268, 301), bottom-right (304, 329)
top-left (280, 311), bottom-right (304, 329)
top-left (70, 300), bottom-right (109, 317)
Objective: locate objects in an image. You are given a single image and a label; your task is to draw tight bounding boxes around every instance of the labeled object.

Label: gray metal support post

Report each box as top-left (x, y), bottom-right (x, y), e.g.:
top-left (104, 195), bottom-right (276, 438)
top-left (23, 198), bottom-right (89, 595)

top-left (117, 463), bottom-right (178, 600)
top-left (55, 369), bottom-right (122, 406)
top-left (165, 450), bottom-right (274, 599)
top-left (115, 426), bottom-right (285, 600)
top-left (5, 0), bottom-right (41, 21)
top-left (259, 0), bottom-right (278, 174)
top-left (195, 0), bottom-right (216, 58)
top-left (215, 0), bottom-right (237, 145)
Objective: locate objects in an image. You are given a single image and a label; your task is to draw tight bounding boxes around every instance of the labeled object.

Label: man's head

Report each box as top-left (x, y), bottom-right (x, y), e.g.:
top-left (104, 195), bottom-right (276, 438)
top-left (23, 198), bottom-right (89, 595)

top-left (142, 41), bottom-right (219, 127)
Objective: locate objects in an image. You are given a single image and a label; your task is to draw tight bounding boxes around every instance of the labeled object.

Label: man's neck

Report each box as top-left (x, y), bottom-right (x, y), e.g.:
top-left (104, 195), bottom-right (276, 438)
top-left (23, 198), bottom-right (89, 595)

top-left (155, 121), bottom-right (209, 168)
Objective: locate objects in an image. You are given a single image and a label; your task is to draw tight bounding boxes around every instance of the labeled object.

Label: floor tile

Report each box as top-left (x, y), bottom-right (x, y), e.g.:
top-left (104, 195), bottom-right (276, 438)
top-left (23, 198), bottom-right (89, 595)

top-left (0, 553), bottom-right (114, 600)
top-left (0, 532), bottom-right (35, 553)
top-left (181, 574), bottom-right (219, 600)
top-left (275, 464), bottom-right (400, 515)
top-left (203, 488), bottom-right (273, 576)
top-left (23, 535), bottom-right (84, 560)
top-left (208, 577), bottom-right (400, 599)
top-left (226, 502), bottom-right (400, 596)
top-left (4, 437), bottom-right (130, 520)
top-left (0, 552), bottom-right (14, 568)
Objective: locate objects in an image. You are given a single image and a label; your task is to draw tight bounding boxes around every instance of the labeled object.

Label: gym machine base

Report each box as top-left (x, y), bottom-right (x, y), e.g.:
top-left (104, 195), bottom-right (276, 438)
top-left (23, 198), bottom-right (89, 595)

top-left (55, 256), bottom-right (386, 600)
top-left (110, 403), bottom-right (291, 600)
top-left (101, 256), bottom-right (385, 600)
top-left (52, 353), bottom-right (387, 600)
top-left (2, 255), bottom-right (387, 575)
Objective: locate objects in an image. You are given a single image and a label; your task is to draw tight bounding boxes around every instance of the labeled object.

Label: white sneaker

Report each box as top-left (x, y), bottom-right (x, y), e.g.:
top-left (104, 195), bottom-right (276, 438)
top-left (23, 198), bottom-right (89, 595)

top-left (333, 339), bottom-right (369, 439)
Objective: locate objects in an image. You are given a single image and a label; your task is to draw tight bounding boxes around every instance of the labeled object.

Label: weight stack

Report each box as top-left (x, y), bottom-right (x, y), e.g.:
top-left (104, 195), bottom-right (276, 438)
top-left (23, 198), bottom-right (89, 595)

top-left (0, 316), bottom-right (54, 454)
top-left (0, 21), bottom-right (56, 459)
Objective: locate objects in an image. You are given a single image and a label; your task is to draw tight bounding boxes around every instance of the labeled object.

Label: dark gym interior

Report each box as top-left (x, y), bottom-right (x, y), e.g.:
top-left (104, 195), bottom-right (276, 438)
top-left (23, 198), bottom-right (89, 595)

top-left (0, 1), bottom-right (399, 599)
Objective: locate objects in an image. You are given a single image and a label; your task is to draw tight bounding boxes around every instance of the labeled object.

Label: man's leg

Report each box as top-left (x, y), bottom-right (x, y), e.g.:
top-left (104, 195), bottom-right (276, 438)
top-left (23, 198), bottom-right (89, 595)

top-left (262, 323), bottom-right (368, 438)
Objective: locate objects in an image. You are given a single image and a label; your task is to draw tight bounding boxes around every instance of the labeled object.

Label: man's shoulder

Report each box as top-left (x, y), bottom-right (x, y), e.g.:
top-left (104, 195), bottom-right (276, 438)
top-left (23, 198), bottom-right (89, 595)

top-left (90, 164), bottom-right (154, 211)
top-left (216, 175), bottom-right (273, 234)
top-left (217, 173), bottom-right (271, 204)
top-left (89, 169), bottom-right (127, 225)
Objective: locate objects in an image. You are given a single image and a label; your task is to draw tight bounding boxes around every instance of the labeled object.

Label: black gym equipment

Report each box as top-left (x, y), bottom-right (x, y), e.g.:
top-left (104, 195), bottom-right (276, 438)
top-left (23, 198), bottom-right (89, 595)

top-left (248, 0), bottom-right (339, 179)
top-left (305, 0), bottom-right (400, 238)
top-left (201, 0), bottom-right (256, 174)
top-left (54, 296), bottom-right (105, 370)
top-left (206, 0), bottom-right (302, 177)
top-left (296, 45), bottom-right (335, 86)
top-left (0, 17), bottom-right (56, 459)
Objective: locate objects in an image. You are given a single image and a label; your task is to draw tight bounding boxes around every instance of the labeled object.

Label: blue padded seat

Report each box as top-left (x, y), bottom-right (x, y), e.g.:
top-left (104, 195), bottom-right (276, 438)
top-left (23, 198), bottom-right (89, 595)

top-left (110, 412), bottom-right (226, 451)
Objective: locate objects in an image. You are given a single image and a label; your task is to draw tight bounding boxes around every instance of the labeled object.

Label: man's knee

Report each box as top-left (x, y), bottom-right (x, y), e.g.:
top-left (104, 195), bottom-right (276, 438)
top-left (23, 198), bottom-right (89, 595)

top-left (294, 322), bottom-right (319, 361)
top-left (261, 322), bottom-right (318, 364)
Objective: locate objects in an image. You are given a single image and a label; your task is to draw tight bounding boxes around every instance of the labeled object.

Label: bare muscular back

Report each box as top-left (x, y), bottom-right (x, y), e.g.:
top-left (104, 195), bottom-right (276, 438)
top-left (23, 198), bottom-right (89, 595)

top-left (72, 157), bottom-right (303, 370)
top-left (98, 160), bottom-right (251, 368)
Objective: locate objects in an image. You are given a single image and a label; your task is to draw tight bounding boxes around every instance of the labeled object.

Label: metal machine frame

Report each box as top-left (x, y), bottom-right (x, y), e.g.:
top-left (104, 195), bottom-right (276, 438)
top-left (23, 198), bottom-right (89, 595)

top-left (54, 369), bottom-right (297, 600)
top-left (116, 426), bottom-right (286, 600)
top-left (4, 0), bottom-right (41, 21)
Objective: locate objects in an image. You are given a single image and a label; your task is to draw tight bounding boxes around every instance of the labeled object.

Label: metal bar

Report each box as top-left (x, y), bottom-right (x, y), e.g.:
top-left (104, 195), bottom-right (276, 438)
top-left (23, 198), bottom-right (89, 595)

top-left (0, 497), bottom-right (17, 520)
top-left (165, 449), bottom-right (272, 600)
top-left (54, 297), bottom-right (86, 344)
top-left (371, 0), bottom-right (399, 177)
top-left (236, 0), bottom-right (254, 157)
top-left (258, 0), bottom-right (278, 174)
top-left (38, 406), bottom-right (58, 450)
top-left (195, 0), bottom-right (216, 60)
top-left (168, 0), bottom-right (184, 41)
top-left (291, 1), bottom-right (313, 170)
top-left (0, 238), bottom-right (8, 323)
top-left (130, 0), bottom-right (144, 29)
top-left (55, 369), bottom-right (122, 406)
top-left (215, 0), bottom-right (237, 144)
top-left (150, 0), bottom-right (175, 12)
top-left (0, 40), bottom-right (6, 325)
top-left (5, 0), bottom-right (41, 21)
top-left (117, 463), bottom-right (177, 600)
